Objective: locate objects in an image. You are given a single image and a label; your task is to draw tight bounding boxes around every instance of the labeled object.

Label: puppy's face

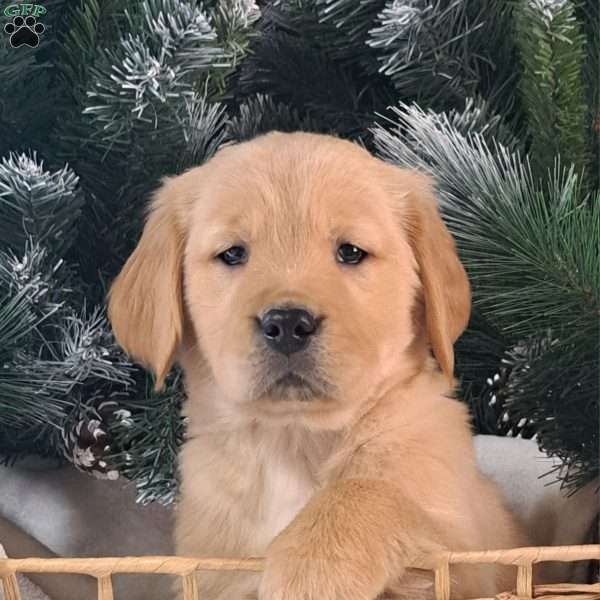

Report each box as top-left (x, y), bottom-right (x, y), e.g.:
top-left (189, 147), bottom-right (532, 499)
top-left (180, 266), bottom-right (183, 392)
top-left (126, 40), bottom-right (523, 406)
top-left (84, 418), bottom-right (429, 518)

top-left (183, 142), bottom-right (421, 423)
top-left (109, 133), bottom-right (470, 429)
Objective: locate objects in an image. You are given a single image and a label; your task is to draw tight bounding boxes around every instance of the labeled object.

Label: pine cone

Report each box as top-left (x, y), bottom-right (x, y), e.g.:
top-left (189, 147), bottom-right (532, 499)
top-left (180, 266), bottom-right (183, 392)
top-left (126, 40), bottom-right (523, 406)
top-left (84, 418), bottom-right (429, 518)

top-left (61, 398), bottom-right (132, 480)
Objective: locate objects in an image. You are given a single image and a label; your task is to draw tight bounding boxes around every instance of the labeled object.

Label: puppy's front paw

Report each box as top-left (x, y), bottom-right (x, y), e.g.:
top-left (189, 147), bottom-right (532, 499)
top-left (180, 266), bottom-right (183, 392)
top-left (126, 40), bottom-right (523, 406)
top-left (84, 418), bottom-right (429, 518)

top-left (258, 531), bottom-right (382, 600)
top-left (257, 479), bottom-right (448, 600)
top-left (259, 552), bottom-right (364, 600)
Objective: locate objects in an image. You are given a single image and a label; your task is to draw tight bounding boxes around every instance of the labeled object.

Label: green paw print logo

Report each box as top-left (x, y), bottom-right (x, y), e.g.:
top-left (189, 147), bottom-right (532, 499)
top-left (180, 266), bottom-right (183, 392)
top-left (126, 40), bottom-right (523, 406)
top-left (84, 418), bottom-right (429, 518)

top-left (3, 3), bottom-right (47, 48)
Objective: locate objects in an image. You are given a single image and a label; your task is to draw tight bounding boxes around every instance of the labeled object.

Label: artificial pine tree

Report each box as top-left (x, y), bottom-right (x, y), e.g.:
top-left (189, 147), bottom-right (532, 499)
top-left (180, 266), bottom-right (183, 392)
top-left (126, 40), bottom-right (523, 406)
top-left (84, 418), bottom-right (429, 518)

top-left (0, 0), bottom-right (597, 503)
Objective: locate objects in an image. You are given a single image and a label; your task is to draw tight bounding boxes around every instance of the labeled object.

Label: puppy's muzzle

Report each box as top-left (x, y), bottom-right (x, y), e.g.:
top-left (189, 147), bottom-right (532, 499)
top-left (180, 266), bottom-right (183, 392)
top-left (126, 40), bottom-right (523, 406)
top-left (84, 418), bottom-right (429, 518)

top-left (258, 307), bottom-right (320, 355)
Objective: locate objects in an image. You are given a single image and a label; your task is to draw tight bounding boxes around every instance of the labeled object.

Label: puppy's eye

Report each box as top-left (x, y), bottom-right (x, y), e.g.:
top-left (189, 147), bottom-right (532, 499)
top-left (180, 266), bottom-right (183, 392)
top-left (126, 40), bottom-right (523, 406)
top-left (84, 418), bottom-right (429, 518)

top-left (218, 246), bottom-right (247, 266)
top-left (337, 243), bottom-right (367, 265)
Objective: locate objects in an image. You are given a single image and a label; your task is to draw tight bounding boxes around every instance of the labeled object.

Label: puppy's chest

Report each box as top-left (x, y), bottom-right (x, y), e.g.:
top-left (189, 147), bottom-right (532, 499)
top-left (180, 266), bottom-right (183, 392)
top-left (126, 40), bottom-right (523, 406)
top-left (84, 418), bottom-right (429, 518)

top-left (179, 429), bottom-right (330, 554)
top-left (258, 451), bottom-right (315, 544)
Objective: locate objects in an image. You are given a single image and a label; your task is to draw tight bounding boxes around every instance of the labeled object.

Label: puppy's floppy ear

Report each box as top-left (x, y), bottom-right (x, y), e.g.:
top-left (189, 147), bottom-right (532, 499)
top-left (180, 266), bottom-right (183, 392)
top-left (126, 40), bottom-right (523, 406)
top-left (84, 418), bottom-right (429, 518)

top-left (385, 167), bottom-right (471, 384)
top-left (108, 176), bottom-right (188, 390)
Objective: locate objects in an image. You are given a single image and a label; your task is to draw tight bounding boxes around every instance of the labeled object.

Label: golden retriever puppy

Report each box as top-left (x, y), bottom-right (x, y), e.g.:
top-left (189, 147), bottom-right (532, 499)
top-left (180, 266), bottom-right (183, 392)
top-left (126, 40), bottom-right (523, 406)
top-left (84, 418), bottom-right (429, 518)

top-left (108, 132), bottom-right (526, 600)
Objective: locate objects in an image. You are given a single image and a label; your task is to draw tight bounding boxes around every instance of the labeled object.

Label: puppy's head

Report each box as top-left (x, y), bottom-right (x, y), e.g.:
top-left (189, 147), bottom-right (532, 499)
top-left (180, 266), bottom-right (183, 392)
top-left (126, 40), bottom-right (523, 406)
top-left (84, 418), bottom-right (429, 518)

top-left (108, 132), bottom-right (470, 428)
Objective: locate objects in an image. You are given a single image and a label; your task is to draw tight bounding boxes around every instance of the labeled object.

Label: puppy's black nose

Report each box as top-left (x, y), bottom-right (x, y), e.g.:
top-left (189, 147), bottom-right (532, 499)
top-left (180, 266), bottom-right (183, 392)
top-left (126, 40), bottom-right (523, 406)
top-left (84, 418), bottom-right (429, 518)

top-left (259, 308), bottom-right (319, 355)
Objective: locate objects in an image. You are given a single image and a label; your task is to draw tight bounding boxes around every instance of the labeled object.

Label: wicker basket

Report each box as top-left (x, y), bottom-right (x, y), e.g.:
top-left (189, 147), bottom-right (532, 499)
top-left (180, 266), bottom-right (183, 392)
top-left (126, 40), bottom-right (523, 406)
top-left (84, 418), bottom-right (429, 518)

top-left (0, 544), bottom-right (598, 600)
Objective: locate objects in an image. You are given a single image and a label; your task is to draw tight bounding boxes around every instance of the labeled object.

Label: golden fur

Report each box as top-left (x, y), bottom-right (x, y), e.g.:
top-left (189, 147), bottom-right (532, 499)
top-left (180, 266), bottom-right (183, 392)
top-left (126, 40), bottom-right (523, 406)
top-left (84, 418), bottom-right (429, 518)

top-left (108, 132), bottom-right (526, 600)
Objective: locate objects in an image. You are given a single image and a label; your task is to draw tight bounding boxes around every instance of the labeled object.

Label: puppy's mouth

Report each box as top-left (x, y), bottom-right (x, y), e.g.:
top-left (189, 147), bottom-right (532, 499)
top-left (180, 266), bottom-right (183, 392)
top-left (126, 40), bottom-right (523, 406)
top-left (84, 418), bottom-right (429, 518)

top-left (250, 351), bottom-right (333, 404)
top-left (275, 372), bottom-right (309, 388)
top-left (269, 371), bottom-right (318, 399)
